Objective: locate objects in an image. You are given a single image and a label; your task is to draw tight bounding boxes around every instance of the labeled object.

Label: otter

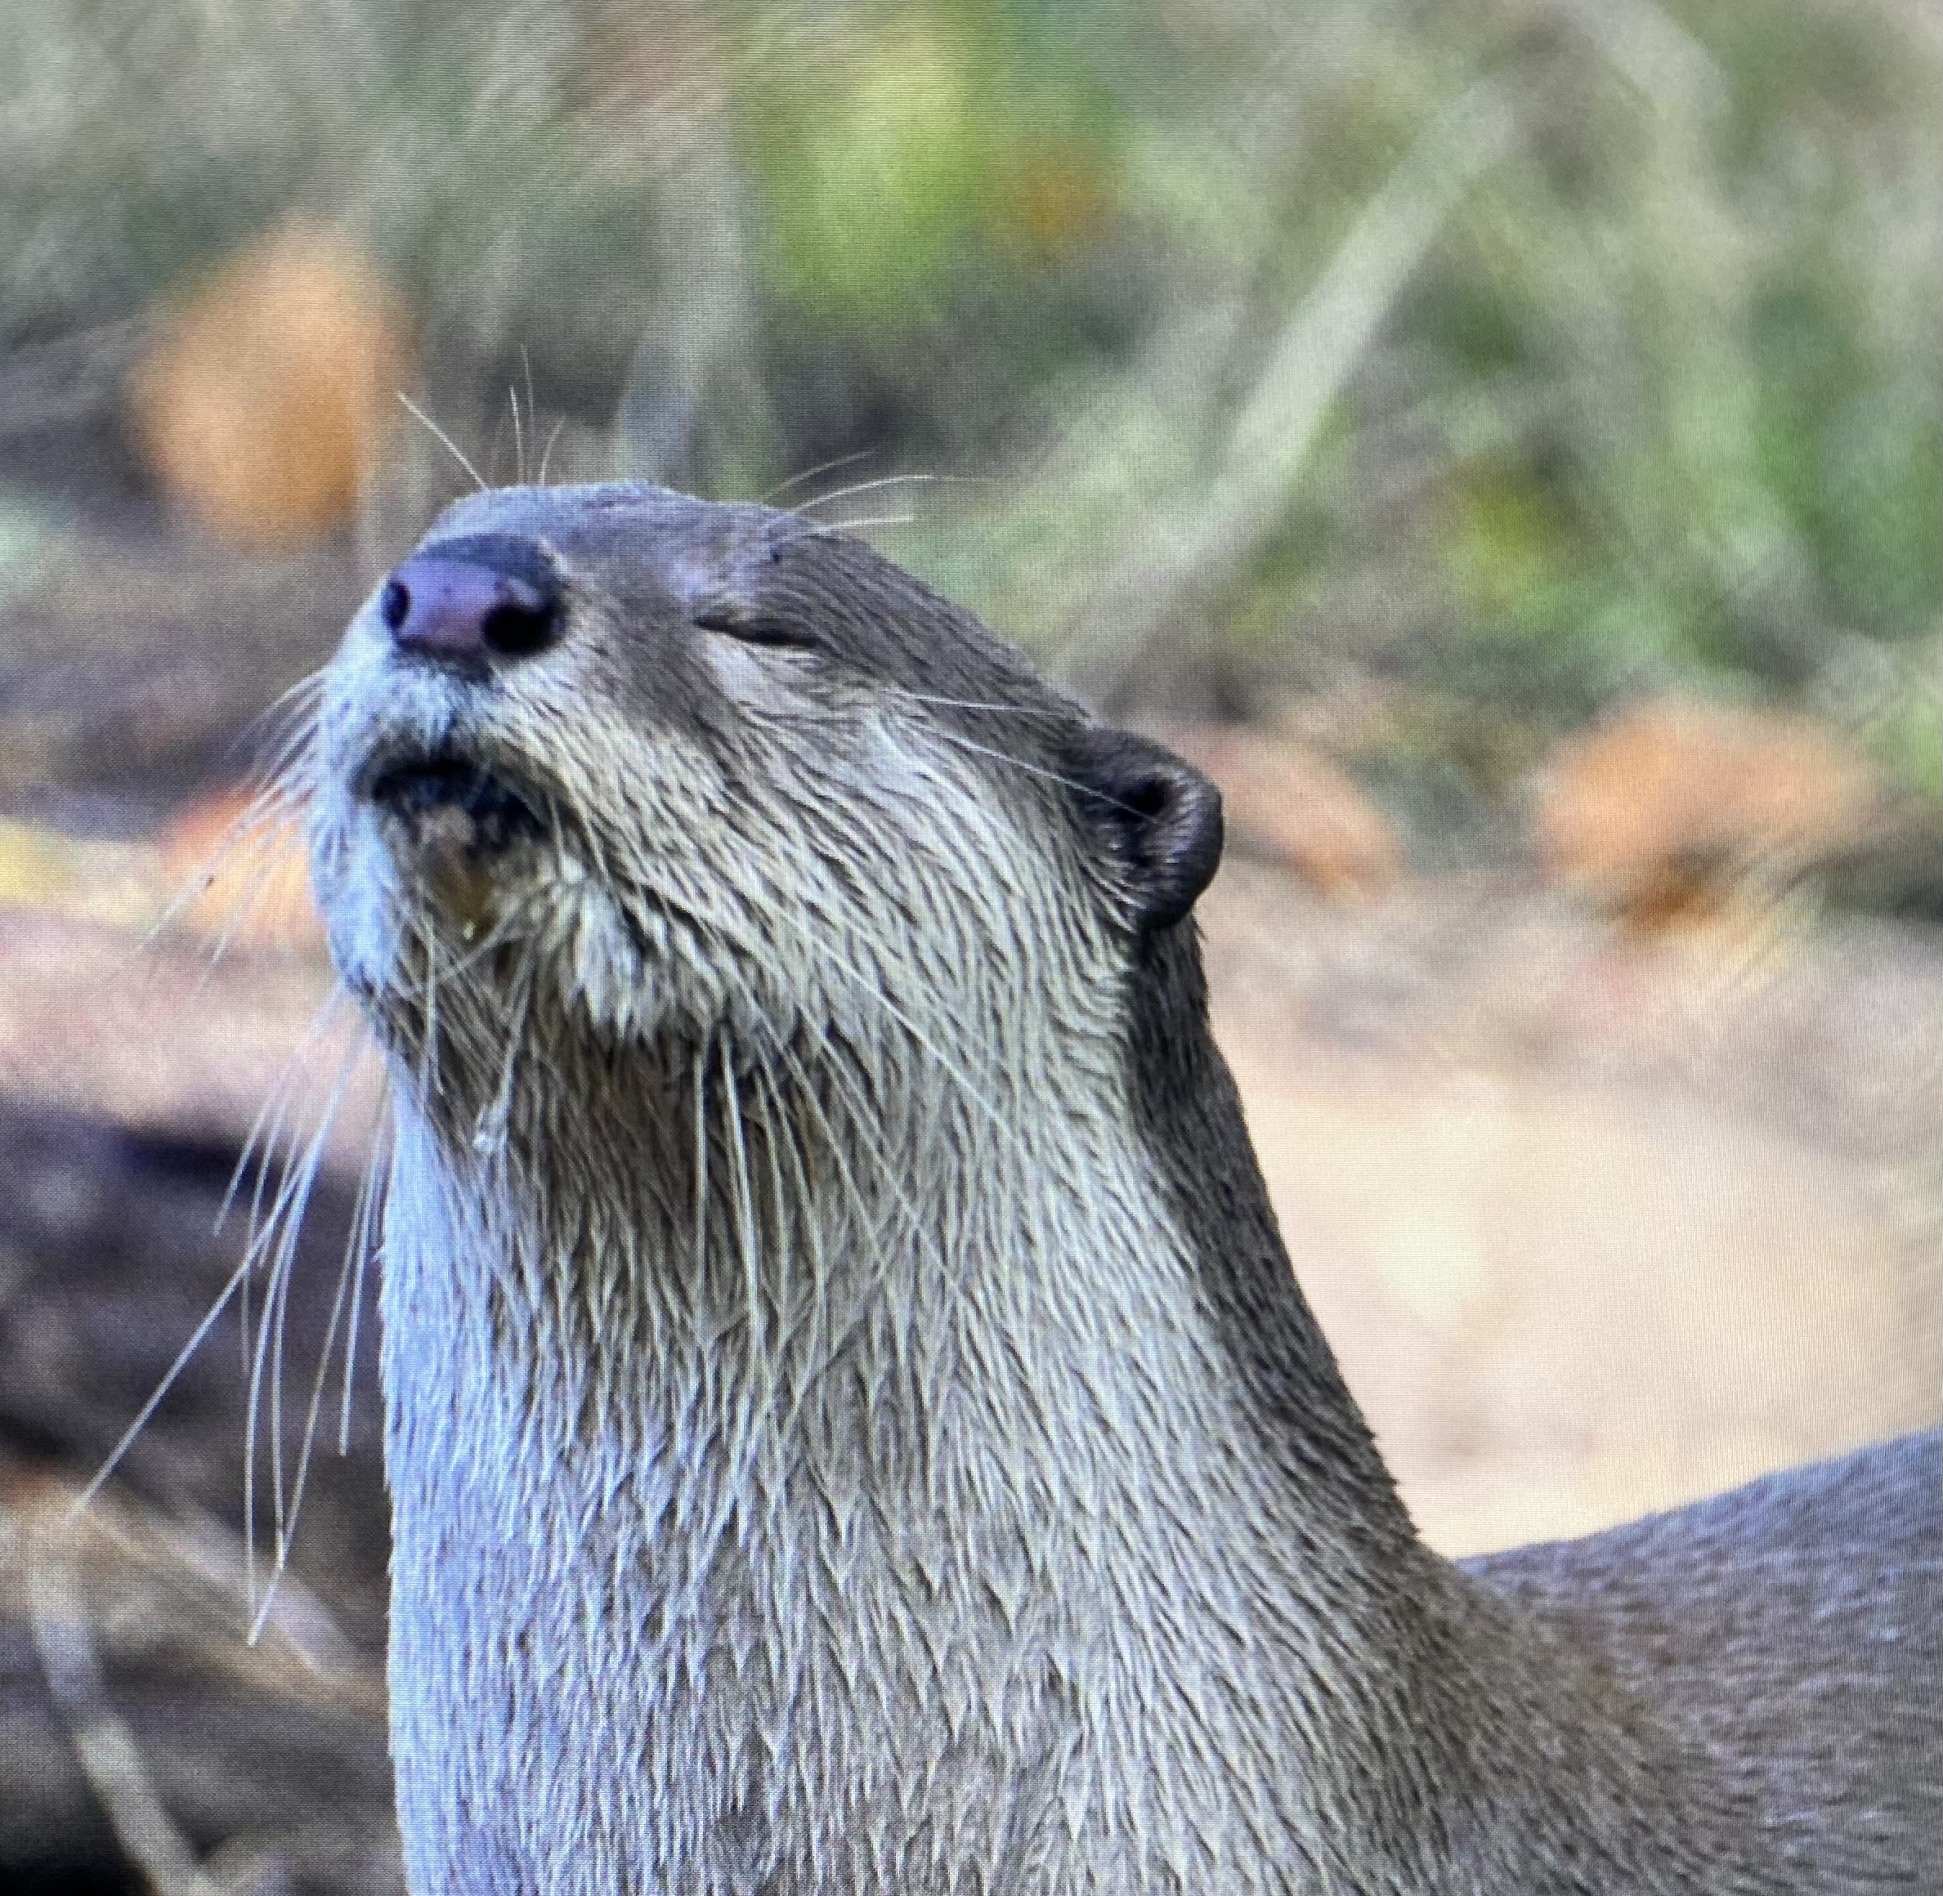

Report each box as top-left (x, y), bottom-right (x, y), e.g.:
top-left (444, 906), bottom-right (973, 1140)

top-left (305, 481), bottom-right (1939, 1895)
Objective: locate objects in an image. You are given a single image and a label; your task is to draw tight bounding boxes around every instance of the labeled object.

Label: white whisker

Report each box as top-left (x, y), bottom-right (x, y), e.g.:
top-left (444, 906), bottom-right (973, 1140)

top-left (238, 1030), bottom-right (363, 1612)
top-left (792, 471), bottom-right (987, 516)
top-left (537, 416), bottom-right (567, 486)
top-left (140, 773), bottom-right (315, 964)
top-left (759, 449), bottom-right (877, 507)
top-left (510, 368), bottom-right (527, 488)
top-left (72, 1245), bottom-right (257, 1514)
top-left (337, 1108), bottom-right (388, 1455)
top-left (927, 727), bottom-right (1147, 812)
top-left (815, 513), bottom-right (917, 535)
top-left (398, 392), bottom-right (487, 493)
top-left (884, 688), bottom-right (1064, 719)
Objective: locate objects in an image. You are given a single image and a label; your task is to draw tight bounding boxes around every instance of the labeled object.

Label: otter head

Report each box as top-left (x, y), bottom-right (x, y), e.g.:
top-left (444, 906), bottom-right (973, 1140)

top-left (309, 482), bottom-right (1222, 1142)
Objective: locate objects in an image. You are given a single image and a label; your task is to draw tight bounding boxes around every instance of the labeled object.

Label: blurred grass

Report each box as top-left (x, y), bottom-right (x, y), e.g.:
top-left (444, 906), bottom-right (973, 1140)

top-left (0, 0), bottom-right (1935, 805)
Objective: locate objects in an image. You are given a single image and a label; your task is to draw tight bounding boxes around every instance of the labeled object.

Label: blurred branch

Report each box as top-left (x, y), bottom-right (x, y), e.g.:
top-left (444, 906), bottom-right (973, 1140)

top-left (25, 1514), bottom-right (229, 1896)
top-left (1550, 0), bottom-right (1726, 121)
top-left (0, 320), bottom-right (150, 439)
top-left (1050, 76), bottom-right (1522, 705)
top-left (616, 113), bottom-right (773, 495)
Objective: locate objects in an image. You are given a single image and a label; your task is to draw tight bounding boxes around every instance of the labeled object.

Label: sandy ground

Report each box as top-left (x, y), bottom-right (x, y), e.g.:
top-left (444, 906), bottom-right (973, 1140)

top-left (1202, 860), bottom-right (1941, 1553)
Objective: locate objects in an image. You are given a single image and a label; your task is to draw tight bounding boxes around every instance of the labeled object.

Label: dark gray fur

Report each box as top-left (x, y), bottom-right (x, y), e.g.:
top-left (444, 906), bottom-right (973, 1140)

top-left (306, 482), bottom-right (1941, 1895)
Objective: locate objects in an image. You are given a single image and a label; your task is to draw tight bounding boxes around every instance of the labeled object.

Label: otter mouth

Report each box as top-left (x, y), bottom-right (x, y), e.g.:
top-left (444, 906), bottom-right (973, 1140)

top-left (360, 749), bottom-right (548, 859)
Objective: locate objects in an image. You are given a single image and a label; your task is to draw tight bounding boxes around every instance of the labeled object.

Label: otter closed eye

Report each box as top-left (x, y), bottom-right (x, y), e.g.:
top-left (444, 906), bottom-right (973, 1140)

top-left (691, 603), bottom-right (823, 650)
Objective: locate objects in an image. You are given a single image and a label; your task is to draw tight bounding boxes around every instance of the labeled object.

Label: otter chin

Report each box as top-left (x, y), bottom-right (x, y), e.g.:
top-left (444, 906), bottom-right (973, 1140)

top-left (307, 481), bottom-right (1938, 1896)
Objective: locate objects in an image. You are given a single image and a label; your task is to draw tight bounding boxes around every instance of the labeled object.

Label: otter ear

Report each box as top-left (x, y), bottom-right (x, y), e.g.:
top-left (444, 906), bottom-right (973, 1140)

top-left (1063, 727), bottom-right (1224, 932)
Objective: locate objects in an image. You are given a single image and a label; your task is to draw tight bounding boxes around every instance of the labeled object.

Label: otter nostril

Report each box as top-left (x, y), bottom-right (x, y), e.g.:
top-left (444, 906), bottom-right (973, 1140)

top-left (481, 598), bottom-right (560, 658)
top-left (382, 540), bottom-right (563, 666)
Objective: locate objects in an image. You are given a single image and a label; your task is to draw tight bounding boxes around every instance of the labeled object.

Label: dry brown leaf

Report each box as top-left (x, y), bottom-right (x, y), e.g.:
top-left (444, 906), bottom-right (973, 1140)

top-left (132, 222), bottom-right (411, 546)
top-left (1533, 699), bottom-right (1880, 931)
top-left (1167, 722), bottom-right (1405, 901)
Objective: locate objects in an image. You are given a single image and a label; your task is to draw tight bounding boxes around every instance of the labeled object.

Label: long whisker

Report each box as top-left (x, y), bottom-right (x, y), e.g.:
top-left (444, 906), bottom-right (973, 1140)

top-left (244, 723), bottom-right (322, 803)
top-left (255, 1131), bottom-right (364, 1643)
top-left (473, 955), bottom-right (533, 1157)
top-left (925, 727), bottom-right (1152, 814)
top-left (238, 666), bottom-right (327, 740)
top-left (221, 990), bottom-right (351, 1237)
top-left (791, 472), bottom-right (988, 516)
top-left (231, 1048), bottom-right (315, 1373)
top-left (228, 673), bottom-right (326, 784)
top-left (759, 449), bottom-right (878, 507)
top-left (401, 889), bottom-right (535, 994)
top-left (240, 1032), bottom-right (362, 1608)
top-left (219, 1000), bottom-right (344, 1389)
top-left (257, 668), bottom-right (329, 718)
top-left (262, 1181), bottom-right (301, 1567)
top-left (510, 366), bottom-right (527, 488)
top-left (414, 914), bottom-right (443, 1105)
top-left (258, 1031), bottom-right (362, 1576)
top-left (218, 673), bottom-right (325, 786)
top-left (398, 393), bottom-right (487, 493)
top-left (338, 1107), bottom-right (389, 1454)
top-left (813, 513), bottom-right (917, 535)
top-left (72, 1243), bottom-right (259, 1514)
top-left (141, 776), bottom-right (314, 962)
top-left (483, 403), bottom-right (511, 493)
top-left (537, 416), bottom-right (567, 486)
top-left (193, 822), bottom-right (315, 970)
top-left (883, 688), bottom-right (1063, 717)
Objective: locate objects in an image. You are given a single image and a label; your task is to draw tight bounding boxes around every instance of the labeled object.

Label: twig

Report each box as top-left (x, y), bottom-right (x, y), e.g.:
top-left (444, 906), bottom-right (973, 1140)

top-left (0, 318), bottom-right (152, 436)
top-left (26, 1521), bottom-right (228, 1896)
top-left (1051, 75), bottom-right (1524, 705)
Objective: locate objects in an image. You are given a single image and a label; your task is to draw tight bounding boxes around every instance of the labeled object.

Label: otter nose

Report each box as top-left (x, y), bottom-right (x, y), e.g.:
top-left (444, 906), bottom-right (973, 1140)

top-left (379, 552), bottom-right (562, 663)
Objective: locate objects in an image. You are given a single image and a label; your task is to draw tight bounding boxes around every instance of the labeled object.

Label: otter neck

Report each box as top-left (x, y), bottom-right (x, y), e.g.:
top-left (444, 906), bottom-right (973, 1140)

top-left (376, 990), bottom-right (1446, 1895)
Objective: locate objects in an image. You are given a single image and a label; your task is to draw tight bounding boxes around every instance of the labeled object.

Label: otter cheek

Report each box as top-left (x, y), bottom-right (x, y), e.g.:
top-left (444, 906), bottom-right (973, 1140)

top-left (312, 815), bottom-right (406, 1000)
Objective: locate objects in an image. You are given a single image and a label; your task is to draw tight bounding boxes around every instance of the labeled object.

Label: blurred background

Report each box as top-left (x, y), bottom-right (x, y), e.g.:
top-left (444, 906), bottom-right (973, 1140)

top-left (0, 1), bottom-right (1937, 1889)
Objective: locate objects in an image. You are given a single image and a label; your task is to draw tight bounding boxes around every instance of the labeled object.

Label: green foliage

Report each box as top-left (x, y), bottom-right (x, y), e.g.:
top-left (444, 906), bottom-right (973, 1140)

top-left (1752, 282), bottom-right (1940, 640)
top-left (743, 10), bottom-right (989, 321)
